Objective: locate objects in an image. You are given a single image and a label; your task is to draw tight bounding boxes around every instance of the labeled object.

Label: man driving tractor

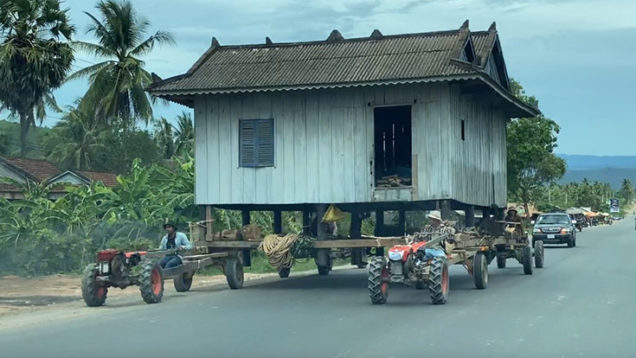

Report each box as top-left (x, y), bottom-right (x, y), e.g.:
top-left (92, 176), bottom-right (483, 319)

top-left (158, 222), bottom-right (193, 269)
top-left (504, 207), bottom-right (524, 235)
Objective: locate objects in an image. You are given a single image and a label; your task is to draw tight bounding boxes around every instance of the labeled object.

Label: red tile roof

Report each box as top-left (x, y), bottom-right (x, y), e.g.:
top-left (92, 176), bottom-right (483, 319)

top-left (1, 157), bottom-right (60, 182)
top-left (78, 171), bottom-right (119, 187)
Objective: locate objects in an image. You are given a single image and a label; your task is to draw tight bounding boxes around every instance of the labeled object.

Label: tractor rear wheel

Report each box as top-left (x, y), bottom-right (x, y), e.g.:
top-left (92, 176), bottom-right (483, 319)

top-left (368, 256), bottom-right (389, 304)
top-left (496, 255), bottom-right (506, 269)
top-left (173, 272), bottom-right (194, 292)
top-left (139, 261), bottom-right (164, 304)
top-left (225, 258), bottom-right (244, 289)
top-left (428, 257), bottom-right (449, 304)
top-left (81, 263), bottom-right (107, 307)
top-left (522, 246), bottom-right (533, 275)
top-left (278, 267), bottom-right (291, 278)
top-left (534, 240), bottom-right (545, 268)
top-left (473, 252), bottom-right (488, 289)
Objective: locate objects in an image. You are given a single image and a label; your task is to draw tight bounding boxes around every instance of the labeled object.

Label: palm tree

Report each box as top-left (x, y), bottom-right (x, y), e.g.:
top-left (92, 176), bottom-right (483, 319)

top-left (174, 112), bottom-right (194, 156)
top-left (45, 107), bottom-right (106, 170)
top-left (154, 117), bottom-right (175, 159)
top-left (68, 0), bottom-right (174, 125)
top-left (0, 0), bottom-right (74, 156)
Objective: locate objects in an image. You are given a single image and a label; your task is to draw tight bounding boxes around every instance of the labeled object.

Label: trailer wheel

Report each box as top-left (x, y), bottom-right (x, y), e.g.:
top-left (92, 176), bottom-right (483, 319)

top-left (368, 256), bottom-right (389, 304)
top-left (139, 261), bottom-right (164, 304)
top-left (473, 252), bottom-right (488, 289)
top-left (521, 246), bottom-right (533, 275)
top-left (278, 267), bottom-right (291, 278)
top-left (316, 250), bottom-right (332, 276)
top-left (415, 281), bottom-right (425, 290)
top-left (534, 240), bottom-right (544, 268)
top-left (225, 258), bottom-right (244, 289)
top-left (428, 257), bottom-right (449, 304)
top-left (173, 272), bottom-right (194, 292)
top-left (81, 263), bottom-right (107, 307)
top-left (496, 255), bottom-right (506, 269)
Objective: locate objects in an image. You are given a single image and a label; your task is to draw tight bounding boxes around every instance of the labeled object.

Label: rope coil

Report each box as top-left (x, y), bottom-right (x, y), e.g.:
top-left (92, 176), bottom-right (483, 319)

top-left (259, 234), bottom-right (299, 270)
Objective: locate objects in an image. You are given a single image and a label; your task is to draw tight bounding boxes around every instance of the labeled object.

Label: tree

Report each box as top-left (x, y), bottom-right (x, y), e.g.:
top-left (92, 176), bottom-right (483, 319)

top-left (174, 112), bottom-right (194, 156)
top-left (617, 178), bottom-right (634, 204)
top-left (68, 0), bottom-right (174, 125)
top-left (0, 0), bottom-right (74, 156)
top-left (507, 79), bottom-right (566, 214)
top-left (44, 107), bottom-right (107, 170)
top-left (154, 117), bottom-right (175, 159)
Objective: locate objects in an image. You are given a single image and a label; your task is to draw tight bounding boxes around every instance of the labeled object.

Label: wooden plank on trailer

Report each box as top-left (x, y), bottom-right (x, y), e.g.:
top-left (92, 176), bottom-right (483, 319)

top-left (313, 238), bottom-right (407, 248)
top-left (206, 241), bottom-right (262, 249)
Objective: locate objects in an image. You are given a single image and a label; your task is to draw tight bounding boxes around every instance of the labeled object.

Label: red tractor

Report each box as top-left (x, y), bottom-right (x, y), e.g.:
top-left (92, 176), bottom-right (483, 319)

top-left (81, 249), bottom-right (167, 306)
top-left (368, 234), bottom-right (450, 305)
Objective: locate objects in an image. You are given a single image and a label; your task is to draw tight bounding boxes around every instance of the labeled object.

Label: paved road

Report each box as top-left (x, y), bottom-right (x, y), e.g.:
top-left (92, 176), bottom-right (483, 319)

top-left (2, 219), bottom-right (635, 358)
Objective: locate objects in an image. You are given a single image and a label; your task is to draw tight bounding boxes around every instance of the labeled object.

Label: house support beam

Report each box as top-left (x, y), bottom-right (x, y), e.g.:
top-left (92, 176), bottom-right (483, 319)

top-left (466, 206), bottom-right (476, 227)
top-left (440, 200), bottom-right (452, 221)
top-left (273, 210), bottom-right (282, 234)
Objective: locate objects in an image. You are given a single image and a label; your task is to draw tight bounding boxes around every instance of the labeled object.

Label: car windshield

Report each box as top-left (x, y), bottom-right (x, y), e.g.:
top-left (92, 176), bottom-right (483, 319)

top-left (537, 215), bottom-right (570, 225)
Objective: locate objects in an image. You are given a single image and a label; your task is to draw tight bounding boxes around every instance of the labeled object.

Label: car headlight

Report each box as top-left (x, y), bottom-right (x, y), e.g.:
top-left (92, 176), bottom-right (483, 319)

top-left (388, 251), bottom-right (404, 261)
top-left (561, 228), bottom-right (570, 234)
top-left (533, 228), bottom-right (541, 233)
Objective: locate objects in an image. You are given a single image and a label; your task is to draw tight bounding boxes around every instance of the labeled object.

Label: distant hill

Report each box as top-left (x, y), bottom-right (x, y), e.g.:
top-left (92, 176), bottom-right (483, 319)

top-left (0, 120), bottom-right (50, 158)
top-left (558, 154), bottom-right (636, 190)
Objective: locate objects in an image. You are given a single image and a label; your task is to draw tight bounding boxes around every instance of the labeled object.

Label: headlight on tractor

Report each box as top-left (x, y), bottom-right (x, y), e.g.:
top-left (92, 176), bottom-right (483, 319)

top-left (388, 251), bottom-right (404, 261)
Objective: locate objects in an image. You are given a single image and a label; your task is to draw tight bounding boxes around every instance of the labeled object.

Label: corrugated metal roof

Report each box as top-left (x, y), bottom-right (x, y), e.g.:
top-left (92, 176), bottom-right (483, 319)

top-left (149, 23), bottom-right (494, 95)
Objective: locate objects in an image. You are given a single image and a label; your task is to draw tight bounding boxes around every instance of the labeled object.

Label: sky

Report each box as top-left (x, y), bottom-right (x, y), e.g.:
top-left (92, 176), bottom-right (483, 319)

top-left (48, 0), bottom-right (636, 155)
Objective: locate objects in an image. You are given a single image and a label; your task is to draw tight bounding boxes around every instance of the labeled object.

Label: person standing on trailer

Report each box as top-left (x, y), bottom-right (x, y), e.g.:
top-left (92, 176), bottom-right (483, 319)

top-left (158, 223), bottom-right (193, 269)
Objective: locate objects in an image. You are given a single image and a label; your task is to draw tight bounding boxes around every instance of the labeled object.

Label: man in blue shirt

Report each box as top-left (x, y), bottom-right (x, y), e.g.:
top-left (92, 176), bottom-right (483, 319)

top-left (158, 223), bottom-right (193, 269)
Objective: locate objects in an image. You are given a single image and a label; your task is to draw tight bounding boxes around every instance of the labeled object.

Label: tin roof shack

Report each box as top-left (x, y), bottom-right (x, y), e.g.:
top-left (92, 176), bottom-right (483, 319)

top-left (149, 21), bottom-right (538, 238)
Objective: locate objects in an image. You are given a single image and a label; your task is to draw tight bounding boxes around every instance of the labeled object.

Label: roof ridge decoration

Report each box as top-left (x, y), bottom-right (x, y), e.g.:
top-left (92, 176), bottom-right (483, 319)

top-left (370, 29), bottom-right (383, 40)
top-left (265, 36), bottom-right (273, 46)
top-left (326, 29), bottom-right (344, 42)
top-left (452, 19), bottom-right (472, 61)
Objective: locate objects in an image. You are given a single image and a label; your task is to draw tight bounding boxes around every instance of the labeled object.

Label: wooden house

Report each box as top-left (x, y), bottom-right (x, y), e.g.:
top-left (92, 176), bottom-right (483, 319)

top-left (149, 21), bottom-right (538, 237)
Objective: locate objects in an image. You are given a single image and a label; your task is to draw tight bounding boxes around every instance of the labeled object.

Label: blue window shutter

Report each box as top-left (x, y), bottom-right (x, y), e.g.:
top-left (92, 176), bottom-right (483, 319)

top-left (256, 119), bottom-right (274, 167)
top-left (239, 120), bottom-right (256, 167)
top-left (239, 119), bottom-right (274, 167)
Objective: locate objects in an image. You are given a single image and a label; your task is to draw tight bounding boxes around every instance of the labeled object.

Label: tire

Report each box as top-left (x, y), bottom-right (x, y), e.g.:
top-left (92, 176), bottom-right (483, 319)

top-left (368, 256), bottom-right (389, 304)
top-left (521, 246), bottom-right (533, 275)
top-left (173, 272), bottom-right (193, 292)
top-left (534, 240), bottom-right (544, 268)
top-left (496, 255), bottom-right (506, 269)
top-left (428, 257), bottom-right (449, 304)
top-left (317, 266), bottom-right (330, 275)
top-left (139, 261), bottom-right (164, 304)
top-left (573, 236), bottom-right (577, 247)
top-left (473, 252), bottom-right (488, 289)
top-left (316, 250), bottom-right (332, 276)
top-left (225, 258), bottom-right (244, 289)
top-left (357, 262), bottom-right (368, 269)
top-left (566, 236), bottom-right (573, 248)
top-left (415, 281), bottom-right (425, 290)
top-left (278, 267), bottom-right (291, 278)
top-left (81, 263), bottom-right (107, 307)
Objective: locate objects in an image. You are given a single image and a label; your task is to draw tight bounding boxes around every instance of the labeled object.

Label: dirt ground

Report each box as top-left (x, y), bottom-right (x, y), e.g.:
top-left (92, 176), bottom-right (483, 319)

top-left (0, 272), bottom-right (268, 318)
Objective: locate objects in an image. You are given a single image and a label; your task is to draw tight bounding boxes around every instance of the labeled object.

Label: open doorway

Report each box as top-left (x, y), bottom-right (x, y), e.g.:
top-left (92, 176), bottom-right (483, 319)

top-left (374, 105), bottom-right (412, 187)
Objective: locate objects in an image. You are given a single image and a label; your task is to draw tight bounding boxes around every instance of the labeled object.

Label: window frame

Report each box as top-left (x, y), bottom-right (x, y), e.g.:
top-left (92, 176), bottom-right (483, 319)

top-left (238, 118), bottom-right (275, 168)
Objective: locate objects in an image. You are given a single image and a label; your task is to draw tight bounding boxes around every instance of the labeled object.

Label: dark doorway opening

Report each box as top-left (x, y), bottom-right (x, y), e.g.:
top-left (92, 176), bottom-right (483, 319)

top-left (374, 106), bottom-right (412, 187)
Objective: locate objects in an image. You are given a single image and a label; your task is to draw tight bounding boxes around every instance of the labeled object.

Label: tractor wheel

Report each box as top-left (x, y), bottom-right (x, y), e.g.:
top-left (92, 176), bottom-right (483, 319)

top-left (139, 261), bottom-right (164, 304)
top-left (428, 257), bottom-right (449, 305)
top-left (521, 246), bottom-right (533, 275)
top-left (81, 263), bottom-right (107, 307)
top-left (496, 255), bottom-right (506, 269)
top-left (368, 256), bottom-right (389, 304)
top-left (534, 240), bottom-right (545, 269)
top-left (173, 272), bottom-right (194, 292)
top-left (278, 267), bottom-right (291, 278)
top-left (225, 258), bottom-right (244, 289)
top-left (473, 252), bottom-right (488, 289)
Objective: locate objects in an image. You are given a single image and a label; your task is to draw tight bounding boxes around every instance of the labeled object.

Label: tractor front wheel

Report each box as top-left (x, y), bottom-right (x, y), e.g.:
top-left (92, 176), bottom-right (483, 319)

top-left (225, 258), bottom-right (244, 289)
top-left (173, 272), bottom-right (194, 292)
top-left (368, 256), bottom-right (389, 304)
top-left (473, 252), bottom-right (488, 289)
top-left (428, 257), bottom-right (449, 304)
top-left (534, 240), bottom-right (545, 268)
top-left (139, 261), bottom-right (164, 304)
top-left (521, 246), bottom-right (533, 275)
top-left (81, 263), bottom-right (107, 307)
